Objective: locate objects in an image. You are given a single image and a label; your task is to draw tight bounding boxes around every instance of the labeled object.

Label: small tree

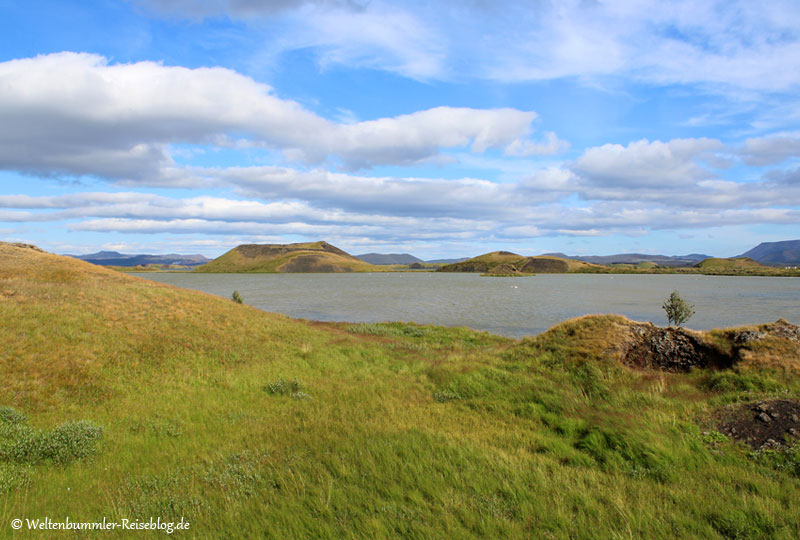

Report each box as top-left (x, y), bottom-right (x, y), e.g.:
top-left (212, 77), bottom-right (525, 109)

top-left (662, 290), bottom-right (694, 327)
top-left (231, 290), bottom-right (244, 304)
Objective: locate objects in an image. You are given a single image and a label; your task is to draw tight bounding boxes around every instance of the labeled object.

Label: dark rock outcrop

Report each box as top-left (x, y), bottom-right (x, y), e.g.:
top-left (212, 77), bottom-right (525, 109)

top-left (623, 324), bottom-right (735, 372)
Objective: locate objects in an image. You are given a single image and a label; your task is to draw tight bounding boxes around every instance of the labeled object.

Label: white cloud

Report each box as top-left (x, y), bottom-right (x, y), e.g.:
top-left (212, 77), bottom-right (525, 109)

top-left (137, 0), bottom-right (356, 18)
top-left (504, 132), bottom-right (570, 157)
top-left (288, 3), bottom-right (446, 80)
top-left (218, 166), bottom-right (563, 218)
top-left (571, 138), bottom-right (724, 189)
top-left (4, 175), bottom-right (799, 246)
top-left (740, 135), bottom-right (800, 166)
top-left (139, 0), bottom-right (800, 94)
top-left (0, 52), bottom-right (543, 180)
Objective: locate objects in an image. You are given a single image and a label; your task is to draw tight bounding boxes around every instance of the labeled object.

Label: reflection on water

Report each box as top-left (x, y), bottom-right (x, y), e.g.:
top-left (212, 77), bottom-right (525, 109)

top-left (133, 272), bottom-right (800, 338)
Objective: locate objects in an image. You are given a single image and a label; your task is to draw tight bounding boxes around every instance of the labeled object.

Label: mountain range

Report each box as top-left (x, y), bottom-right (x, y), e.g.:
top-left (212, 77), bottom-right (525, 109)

top-left (67, 250), bottom-right (209, 267)
top-left (66, 239), bottom-right (800, 269)
top-left (542, 252), bottom-right (711, 267)
top-left (359, 240), bottom-right (800, 267)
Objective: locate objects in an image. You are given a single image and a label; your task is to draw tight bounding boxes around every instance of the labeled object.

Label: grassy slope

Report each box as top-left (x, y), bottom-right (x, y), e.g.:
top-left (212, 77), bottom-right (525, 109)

top-left (697, 257), bottom-right (766, 270)
top-left (195, 242), bottom-right (382, 273)
top-left (2, 243), bottom-right (800, 539)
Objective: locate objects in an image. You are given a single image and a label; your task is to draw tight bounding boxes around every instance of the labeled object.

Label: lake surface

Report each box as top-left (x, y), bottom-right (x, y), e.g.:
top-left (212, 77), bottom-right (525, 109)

top-left (132, 272), bottom-right (800, 338)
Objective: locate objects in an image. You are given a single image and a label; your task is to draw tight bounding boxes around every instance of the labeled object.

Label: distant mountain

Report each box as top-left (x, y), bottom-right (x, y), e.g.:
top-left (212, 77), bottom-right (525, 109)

top-left (70, 250), bottom-right (131, 260)
top-left (425, 257), bottom-right (470, 264)
top-left (68, 252), bottom-right (210, 267)
top-left (196, 241), bottom-right (380, 273)
top-left (737, 240), bottom-right (800, 265)
top-left (356, 253), bottom-right (424, 265)
top-left (542, 252), bottom-right (711, 267)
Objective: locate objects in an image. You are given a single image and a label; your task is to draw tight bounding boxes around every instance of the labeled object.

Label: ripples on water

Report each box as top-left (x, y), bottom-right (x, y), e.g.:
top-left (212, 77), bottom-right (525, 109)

top-left (133, 272), bottom-right (800, 338)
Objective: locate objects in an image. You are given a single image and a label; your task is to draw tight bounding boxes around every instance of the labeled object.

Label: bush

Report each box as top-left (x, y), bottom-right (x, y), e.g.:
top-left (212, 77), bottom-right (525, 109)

top-left (231, 290), bottom-right (244, 304)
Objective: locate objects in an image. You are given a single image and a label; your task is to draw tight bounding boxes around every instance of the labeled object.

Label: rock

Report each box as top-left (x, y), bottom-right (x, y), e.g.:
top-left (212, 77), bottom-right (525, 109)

top-left (734, 330), bottom-right (765, 344)
top-left (758, 412), bottom-right (772, 423)
top-left (623, 324), bottom-right (734, 372)
top-left (791, 414), bottom-right (799, 423)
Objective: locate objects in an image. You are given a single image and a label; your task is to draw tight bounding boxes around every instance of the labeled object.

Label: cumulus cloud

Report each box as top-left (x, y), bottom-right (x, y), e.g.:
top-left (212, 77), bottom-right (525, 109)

top-left (0, 52), bottom-right (543, 180)
top-left (740, 135), bottom-right (800, 166)
top-left (571, 138), bottom-right (724, 189)
top-left (4, 158), bottom-right (800, 245)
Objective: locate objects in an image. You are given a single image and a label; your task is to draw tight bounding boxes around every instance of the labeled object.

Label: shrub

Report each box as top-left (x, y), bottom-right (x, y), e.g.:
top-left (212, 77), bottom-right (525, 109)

top-left (231, 290), bottom-right (244, 304)
top-left (0, 406), bottom-right (26, 425)
top-left (662, 290), bottom-right (695, 326)
top-left (0, 417), bottom-right (103, 466)
top-left (0, 463), bottom-right (31, 492)
top-left (264, 377), bottom-right (302, 396)
top-left (434, 391), bottom-right (460, 403)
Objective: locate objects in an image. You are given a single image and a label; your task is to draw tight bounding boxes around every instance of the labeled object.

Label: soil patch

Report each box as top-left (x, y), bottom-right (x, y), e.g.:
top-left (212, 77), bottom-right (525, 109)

top-left (715, 399), bottom-right (800, 449)
top-left (623, 324), bottom-right (735, 372)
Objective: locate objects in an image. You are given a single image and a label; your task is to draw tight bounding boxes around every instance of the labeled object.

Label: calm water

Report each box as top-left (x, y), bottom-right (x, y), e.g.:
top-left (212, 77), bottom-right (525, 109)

top-left (132, 272), bottom-right (800, 338)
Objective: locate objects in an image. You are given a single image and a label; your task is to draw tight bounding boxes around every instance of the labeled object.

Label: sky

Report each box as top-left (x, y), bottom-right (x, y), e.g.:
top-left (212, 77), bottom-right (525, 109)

top-left (1, 0), bottom-right (799, 259)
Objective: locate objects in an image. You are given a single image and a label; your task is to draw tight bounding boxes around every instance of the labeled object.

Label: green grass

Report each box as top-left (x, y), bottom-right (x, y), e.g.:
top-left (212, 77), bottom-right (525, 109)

top-left (1, 243), bottom-right (800, 538)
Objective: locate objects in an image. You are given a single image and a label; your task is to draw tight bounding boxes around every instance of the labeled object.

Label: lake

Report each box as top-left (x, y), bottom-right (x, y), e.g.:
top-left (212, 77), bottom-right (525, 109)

top-left (132, 272), bottom-right (800, 338)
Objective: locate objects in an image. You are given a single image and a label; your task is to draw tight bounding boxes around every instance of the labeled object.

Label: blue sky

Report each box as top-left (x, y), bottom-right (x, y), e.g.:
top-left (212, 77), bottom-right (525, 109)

top-left (1, 0), bottom-right (799, 259)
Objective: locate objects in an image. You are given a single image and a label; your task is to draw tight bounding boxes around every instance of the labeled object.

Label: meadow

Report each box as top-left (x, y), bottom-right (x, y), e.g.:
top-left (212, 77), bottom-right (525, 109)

top-left (1, 242), bottom-right (799, 539)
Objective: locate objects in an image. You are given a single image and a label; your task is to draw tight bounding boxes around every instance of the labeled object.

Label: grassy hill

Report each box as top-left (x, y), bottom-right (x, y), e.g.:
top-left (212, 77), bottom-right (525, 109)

top-left (3, 241), bottom-right (800, 538)
top-left (196, 241), bottom-right (382, 273)
top-left (693, 257), bottom-right (775, 275)
top-left (439, 251), bottom-right (602, 273)
top-left (696, 257), bottom-right (765, 269)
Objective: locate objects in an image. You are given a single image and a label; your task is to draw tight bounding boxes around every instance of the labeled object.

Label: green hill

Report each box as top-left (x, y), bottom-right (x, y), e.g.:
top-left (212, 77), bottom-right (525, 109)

top-left (2, 241), bottom-right (800, 539)
top-left (695, 257), bottom-right (765, 269)
top-left (439, 251), bottom-right (601, 273)
top-left (196, 241), bottom-right (382, 273)
top-left (693, 257), bottom-right (773, 275)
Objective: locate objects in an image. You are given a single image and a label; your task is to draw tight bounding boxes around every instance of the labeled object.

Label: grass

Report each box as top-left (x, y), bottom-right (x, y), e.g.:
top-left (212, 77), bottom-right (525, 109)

top-left (1, 242), bottom-right (800, 538)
